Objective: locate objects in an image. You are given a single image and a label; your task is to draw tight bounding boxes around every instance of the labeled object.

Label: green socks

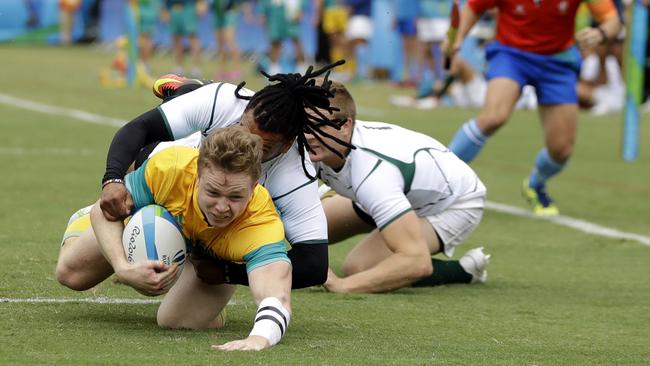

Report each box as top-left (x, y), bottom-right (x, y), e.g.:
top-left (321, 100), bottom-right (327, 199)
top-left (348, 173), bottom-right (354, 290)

top-left (412, 258), bottom-right (472, 287)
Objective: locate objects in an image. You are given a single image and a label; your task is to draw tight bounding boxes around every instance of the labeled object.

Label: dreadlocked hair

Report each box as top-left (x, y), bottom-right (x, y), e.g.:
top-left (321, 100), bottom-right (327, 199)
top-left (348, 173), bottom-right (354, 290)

top-left (234, 60), bottom-right (356, 179)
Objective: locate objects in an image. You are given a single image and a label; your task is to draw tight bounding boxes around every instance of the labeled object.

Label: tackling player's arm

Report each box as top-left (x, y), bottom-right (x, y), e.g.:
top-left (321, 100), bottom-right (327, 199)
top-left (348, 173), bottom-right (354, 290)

top-left (101, 108), bottom-right (172, 221)
top-left (324, 210), bottom-right (433, 293)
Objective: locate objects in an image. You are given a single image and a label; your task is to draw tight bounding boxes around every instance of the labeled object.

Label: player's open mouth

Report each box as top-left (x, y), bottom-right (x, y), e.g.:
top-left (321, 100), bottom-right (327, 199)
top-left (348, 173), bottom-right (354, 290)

top-left (211, 214), bottom-right (230, 222)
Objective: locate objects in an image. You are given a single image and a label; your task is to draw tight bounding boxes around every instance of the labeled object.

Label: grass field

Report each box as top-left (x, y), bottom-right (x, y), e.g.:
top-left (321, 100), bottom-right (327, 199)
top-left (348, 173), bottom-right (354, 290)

top-left (1, 45), bottom-right (650, 365)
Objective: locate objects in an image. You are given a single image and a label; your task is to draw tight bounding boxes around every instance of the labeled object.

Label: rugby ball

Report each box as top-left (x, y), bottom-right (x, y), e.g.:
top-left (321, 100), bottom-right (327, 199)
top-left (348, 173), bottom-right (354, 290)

top-left (122, 205), bottom-right (187, 269)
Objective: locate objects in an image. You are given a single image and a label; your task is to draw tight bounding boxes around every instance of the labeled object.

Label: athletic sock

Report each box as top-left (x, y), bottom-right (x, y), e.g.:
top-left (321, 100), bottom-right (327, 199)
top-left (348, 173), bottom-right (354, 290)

top-left (412, 258), bottom-right (472, 287)
top-left (448, 118), bottom-right (489, 162)
top-left (528, 148), bottom-right (566, 188)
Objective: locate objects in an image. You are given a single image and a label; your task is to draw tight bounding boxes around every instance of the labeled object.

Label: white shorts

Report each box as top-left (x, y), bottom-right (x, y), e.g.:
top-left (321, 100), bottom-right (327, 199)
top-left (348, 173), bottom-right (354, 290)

top-left (417, 18), bottom-right (450, 43)
top-left (345, 15), bottom-right (372, 41)
top-left (425, 196), bottom-right (484, 257)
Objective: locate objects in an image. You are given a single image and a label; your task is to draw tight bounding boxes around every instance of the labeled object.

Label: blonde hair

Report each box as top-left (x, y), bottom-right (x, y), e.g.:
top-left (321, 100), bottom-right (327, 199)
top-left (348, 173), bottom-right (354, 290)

top-left (198, 126), bottom-right (263, 182)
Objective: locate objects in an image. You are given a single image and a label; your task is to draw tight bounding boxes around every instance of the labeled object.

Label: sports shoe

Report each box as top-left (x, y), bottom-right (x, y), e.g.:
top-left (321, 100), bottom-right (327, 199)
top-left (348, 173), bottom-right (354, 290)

top-left (152, 74), bottom-right (187, 99)
top-left (459, 247), bottom-right (490, 284)
top-left (521, 178), bottom-right (559, 216)
top-left (389, 94), bottom-right (415, 108)
top-left (152, 74), bottom-right (205, 99)
top-left (414, 96), bottom-right (439, 110)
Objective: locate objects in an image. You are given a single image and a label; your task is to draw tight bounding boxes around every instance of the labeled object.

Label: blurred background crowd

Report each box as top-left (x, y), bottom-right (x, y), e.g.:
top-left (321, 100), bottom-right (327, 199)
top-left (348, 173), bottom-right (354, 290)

top-left (2, 0), bottom-right (649, 115)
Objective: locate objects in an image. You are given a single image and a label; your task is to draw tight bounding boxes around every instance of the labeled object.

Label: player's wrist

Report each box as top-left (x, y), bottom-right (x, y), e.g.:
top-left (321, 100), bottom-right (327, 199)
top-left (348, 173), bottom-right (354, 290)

top-left (113, 260), bottom-right (133, 280)
top-left (102, 178), bottom-right (125, 190)
top-left (249, 297), bottom-right (290, 346)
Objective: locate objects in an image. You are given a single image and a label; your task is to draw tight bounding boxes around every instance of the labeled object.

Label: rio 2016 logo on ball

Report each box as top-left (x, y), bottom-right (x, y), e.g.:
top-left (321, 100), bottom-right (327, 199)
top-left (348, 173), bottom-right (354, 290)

top-left (122, 205), bottom-right (186, 269)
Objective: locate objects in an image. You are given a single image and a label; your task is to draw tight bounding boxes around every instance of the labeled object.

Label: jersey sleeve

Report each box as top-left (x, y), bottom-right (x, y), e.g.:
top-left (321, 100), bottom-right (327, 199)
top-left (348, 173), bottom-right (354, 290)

top-left (273, 179), bottom-right (329, 245)
top-left (125, 161), bottom-right (155, 210)
top-left (125, 147), bottom-right (194, 210)
top-left (243, 242), bottom-right (290, 273)
top-left (353, 160), bottom-right (413, 230)
top-left (261, 146), bottom-right (329, 245)
top-left (157, 82), bottom-right (252, 139)
top-left (585, 0), bottom-right (618, 24)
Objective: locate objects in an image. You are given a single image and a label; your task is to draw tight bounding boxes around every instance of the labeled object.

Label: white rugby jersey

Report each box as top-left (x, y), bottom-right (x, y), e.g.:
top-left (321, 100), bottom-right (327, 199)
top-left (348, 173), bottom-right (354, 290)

top-left (152, 82), bottom-right (328, 245)
top-left (315, 120), bottom-right (486, 230)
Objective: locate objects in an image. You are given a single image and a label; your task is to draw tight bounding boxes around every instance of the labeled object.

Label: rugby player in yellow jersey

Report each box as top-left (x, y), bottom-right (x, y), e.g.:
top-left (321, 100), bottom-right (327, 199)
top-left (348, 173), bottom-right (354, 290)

top-left (56, 127), bottom-right (292, 351)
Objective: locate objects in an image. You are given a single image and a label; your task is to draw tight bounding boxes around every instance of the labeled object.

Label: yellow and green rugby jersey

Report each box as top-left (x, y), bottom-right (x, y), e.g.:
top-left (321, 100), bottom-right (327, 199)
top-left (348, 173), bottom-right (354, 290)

top-left (125, 146), bottom-right (288, 272)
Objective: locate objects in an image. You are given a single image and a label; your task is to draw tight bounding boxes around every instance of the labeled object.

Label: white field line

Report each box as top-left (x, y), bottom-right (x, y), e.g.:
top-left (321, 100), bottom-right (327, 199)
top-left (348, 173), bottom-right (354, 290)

top-left (0, 297), bottom-right (240, 305)
top-left (0, 147), bottom-right (97, 156)
top-left (0, 93), bottom-right (126, 127)
top-left (0, 297), bottom-right (160, 304)
top-left (486, 201), bottom-right (650, 247)
top-left (3, 93), bottom-right (649, 247)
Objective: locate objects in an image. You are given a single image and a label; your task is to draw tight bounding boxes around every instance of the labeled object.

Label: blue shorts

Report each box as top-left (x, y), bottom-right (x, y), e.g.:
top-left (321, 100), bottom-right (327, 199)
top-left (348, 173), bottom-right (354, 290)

top-left (396, 19), bottom-right (417, 36)
top-left (485, 41), bottom-right (582, 105)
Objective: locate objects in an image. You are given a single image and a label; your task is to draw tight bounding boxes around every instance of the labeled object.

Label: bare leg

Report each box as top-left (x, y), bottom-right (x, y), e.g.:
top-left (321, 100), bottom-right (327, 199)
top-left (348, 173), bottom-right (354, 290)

top-left (538, 104), bottom-right (578, 163)
top-left (172, 35), bottom-right (184, 73)
top-left (342, 217), bottom-right (440, 276)
top-left (475, 77), bottom-right (522, 135)
top-left (321, 194), bottom-right (374, 243)
top-left (188, 34), bottom-right (202, 76)
top-left (55, 228), bottom-right (114, 291)
top-left (157, 260), bottom-right (234, 329)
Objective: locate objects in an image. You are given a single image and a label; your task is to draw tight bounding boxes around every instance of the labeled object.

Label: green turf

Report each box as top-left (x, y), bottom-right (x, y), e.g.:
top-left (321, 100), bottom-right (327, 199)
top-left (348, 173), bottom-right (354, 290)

top-left (1, 45), bottom-right (650, 365)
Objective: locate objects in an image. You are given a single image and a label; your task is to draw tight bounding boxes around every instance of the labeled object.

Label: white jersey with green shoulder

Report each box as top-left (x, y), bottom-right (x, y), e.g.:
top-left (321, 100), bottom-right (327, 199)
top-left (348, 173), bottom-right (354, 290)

top-left (153, 82), bottom-right (328, 245)
top-left (315, 120), bottom-right (486, 230)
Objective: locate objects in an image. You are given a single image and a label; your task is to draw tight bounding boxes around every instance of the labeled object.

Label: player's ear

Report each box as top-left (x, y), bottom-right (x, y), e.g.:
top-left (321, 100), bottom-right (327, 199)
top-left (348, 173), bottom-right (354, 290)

top-left (341, 117), bottom-right (354, 134)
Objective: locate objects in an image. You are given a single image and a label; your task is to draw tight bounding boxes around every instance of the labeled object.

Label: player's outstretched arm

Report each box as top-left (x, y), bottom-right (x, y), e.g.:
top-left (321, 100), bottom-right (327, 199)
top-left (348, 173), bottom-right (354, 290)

top-left (89, 200), bottom-right (178, 296)
top-left (101, 108), bottom-right (171, 221)
top-left (212, 260), bottom-right (292, 351)
top-left (324, 211), bottom-right (433, 293)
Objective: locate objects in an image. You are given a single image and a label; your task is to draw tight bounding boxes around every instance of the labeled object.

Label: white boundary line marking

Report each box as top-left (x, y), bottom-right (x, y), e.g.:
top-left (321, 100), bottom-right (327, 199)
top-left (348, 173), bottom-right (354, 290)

top-left (0, 297), bottom-right (160, 304)
top-left (0, 93), bottom-right (126, 127)
top-left (0, 297), bottom-right (240, 305)
top-left (3, 93), bottom-right (649, 247)
top-left (485, 201), bottom-right (650, 246)
top-left (0, 147), bottom-right (97, 156)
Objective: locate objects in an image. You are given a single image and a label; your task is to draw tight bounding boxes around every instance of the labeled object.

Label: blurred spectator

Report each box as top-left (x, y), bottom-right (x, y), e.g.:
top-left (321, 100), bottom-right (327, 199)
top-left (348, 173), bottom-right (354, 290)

top-left (315, 0), bottom-right (348, 69)
top-left (341, 0), bottom-right (372, 80)
top-left (162, 0), bottom-right (207, 77)
top-left (78, 0), bottom-right (102, 44)
top-left (24, 0), bottom-right (40, 28)
top-left (416, 0), bottom-right (452, 93)
top-left (313, 0), bottom-right (332, 65)
top-left (392, 0), bottom-right (419, 85)
top-left (135, 0), bottom-right (160, 74)
top-left (59, 0), bottom-right (82, 45)
top-left (259, 0), bottom-right (307, 74)
top-left (212, 0), bottom-right (243, 80)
